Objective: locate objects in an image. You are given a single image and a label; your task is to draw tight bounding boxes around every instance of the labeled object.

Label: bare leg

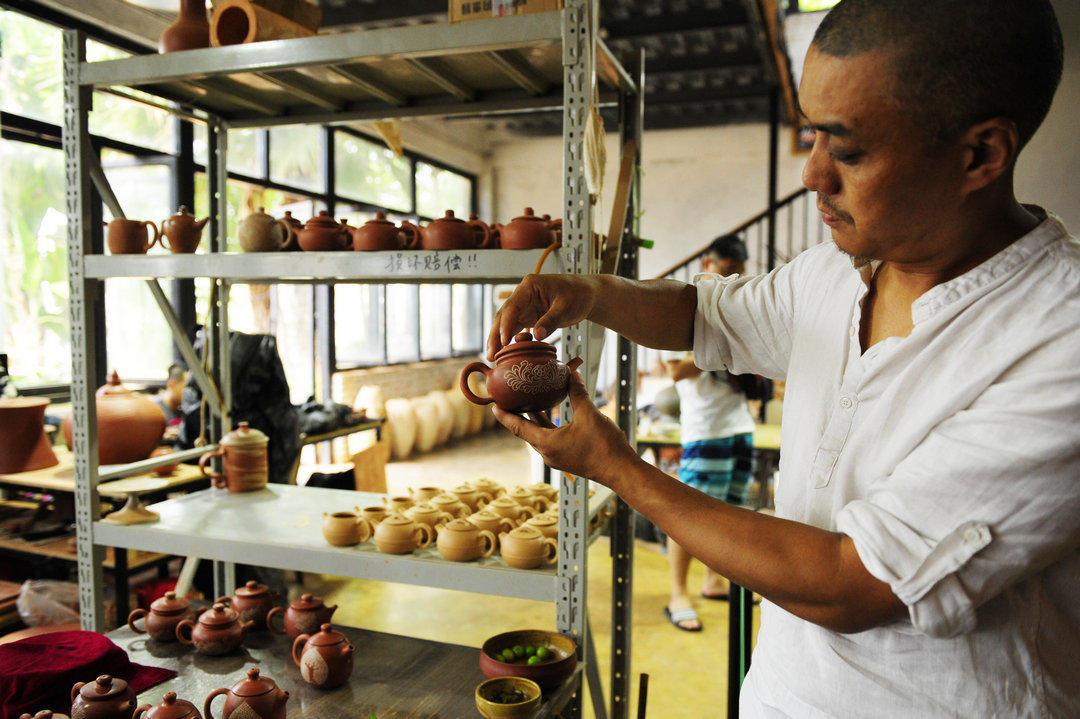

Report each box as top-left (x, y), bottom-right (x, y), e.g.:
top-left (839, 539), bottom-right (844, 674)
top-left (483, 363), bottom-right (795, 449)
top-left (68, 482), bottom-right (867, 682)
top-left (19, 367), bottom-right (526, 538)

top-left (667, 536), bottom-right (701, 630)
top-left (702, 568), bottom-right (730, 598)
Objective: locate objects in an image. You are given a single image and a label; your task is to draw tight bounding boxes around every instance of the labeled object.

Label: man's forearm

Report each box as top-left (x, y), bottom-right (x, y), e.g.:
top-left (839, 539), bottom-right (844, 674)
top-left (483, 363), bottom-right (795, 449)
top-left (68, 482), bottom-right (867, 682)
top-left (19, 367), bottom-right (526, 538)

top-left (588, 276), bottom-right (697, 351)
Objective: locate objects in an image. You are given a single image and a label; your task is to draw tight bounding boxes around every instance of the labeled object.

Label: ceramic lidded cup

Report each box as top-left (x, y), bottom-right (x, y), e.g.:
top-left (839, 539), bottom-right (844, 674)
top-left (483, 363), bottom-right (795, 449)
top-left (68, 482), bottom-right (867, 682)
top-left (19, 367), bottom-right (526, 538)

top-left (70, 675), bottom-right (137, 719)
top-left (429, 493), bottom-right (469, 519)
top-left (127, 590), bottom-right (192, 642)
top-left (160, 205), bottom-right (208, 254)
top-left (105, 218), bottom-right (160, 255)
top-left (198, 422), bottom-right (268, 493)
top-left (382, 495), bottom-right (414, 513)
top-left (500, 525), bottom-right (559, 569)
top-left (359, 505), bottom-right (389, 526)
top-left (373, 514), bottom-right (432, 554)
top-left (217, 580), bottom-right (280, 630)
top-left (498, 207), bottom-right (557, 249)
top-left (449, 483), bottom-right (493, 513)
top-left (460, 332), bottom-right (583, 415)
top-left (203, 668), bottom-right (288, 719)
top-left (322, 510), bottom-right (373, 547)
top-left (467, 511), bottom-right (516, 539)
top-left (405, 502), bottom-right (454, 531)
top-left (238, 207), bottom-right (296, 252)
top-left (348, 211), bottom-right (421, 251)
top-left (176, 602), bottom-right (253, 655)
top-left (435, 518), bottom-right (496, 562)
top-left (133, 692), bottom-right (201, 719)
top-left (267, 593), bottom-right (338, 640)
top-left (296, 210), bottom-right (350, 251)
top-left (486, 496), bottom-right (537, 525)
top-left (292, 623), bottom-right (354, 690)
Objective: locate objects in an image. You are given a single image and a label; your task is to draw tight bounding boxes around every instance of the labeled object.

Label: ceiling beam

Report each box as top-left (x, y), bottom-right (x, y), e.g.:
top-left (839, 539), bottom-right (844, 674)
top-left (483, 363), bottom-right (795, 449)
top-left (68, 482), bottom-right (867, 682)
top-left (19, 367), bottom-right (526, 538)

top-left (329, 65), bottom-right (408, 106)
top-left (484, 50), bottom-right (550, 96)
top-left (257, 70), bottom-right (345, 111)
top-left (405, 58), bottom-right (475, 101)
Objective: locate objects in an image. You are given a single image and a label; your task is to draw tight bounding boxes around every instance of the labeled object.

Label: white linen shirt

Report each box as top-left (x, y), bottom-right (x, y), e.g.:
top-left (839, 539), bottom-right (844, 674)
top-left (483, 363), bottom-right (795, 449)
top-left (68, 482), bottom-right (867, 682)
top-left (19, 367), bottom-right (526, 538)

top-left (692, 209), bottom-right (1080, 717)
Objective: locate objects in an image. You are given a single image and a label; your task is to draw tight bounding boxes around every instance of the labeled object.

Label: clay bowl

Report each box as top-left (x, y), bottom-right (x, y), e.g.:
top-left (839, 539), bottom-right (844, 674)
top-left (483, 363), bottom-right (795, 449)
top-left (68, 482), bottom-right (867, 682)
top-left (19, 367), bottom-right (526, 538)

top-left (479, 630), bottom-right (577, 692)
top-left (474, 677), bottom-right (542, 719)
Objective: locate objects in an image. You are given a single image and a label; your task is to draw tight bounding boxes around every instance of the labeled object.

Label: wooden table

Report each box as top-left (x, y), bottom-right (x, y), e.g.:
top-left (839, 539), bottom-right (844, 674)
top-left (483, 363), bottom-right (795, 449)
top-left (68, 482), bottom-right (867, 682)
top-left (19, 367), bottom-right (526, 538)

top-left (108, 623), bottom-right (577, 718)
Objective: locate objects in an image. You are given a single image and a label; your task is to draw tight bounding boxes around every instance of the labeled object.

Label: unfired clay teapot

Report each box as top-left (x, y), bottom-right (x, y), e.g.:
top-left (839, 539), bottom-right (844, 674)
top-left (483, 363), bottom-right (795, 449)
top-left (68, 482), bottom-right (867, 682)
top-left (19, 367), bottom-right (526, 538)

top-left (467, 510), bottom-right (515, 538)
top-left (133, 692), bottom-right (201, 719)
top-left (267, 593), bottom-right (338, 640)
top-left (404, 502), bottom-right (454, 531)
top-left (176, 603), bottom-right (253, 655)
top-left (428, 493), bottom-right (469, 519)
top-left (348, 211), bottom-right (421, 251)
top-left (472, 478), bottom-right (506, 499)
top-left (486, 496), bottom-right (537, 525)
top-left (408, 486), bottom-right (442, 503)
top-left (62, 370), bottom-right (166, 466)
top-left (499, 525), bottom-right (559, 569)
top-left (508, 486), bottom-right (549, 512)
top-left (373, 514), bottom-right (432, 554)
top-left (359, 505), bottom-right (389, 526)
top-left (70, 675), bottom-right (137, 719)
top-left (322, 510), bottom-right (373, 547)
top-left (449, 483), bottom-right (493, 513)
top-left (421, 210), bottom-right (491, 250)
top-left (296, 211), bottom-right (349, 251)
top-left (198, 422), bottom-right (268, 492)
top-left (216, 580), bottom-right (280, 630)
top-left (528, 482), bottom-right (558, 504)
top-left (160, 205), bottom-right (208, 254)
top-left (105, 218), bottom-right (160, 255)
top-left (460, 332), bottom-right (583, 414)
top-left (382, 495), bottom-right (414, 513)
top-left (435, 518), bottom-right (496, 562)
top-left (238, 208), bottom-right (296, 252)
top-left (204, 669), bottom-right (288, 719)
top-left (499, 207), bottom-right (557, 249)
top-left (128, 590), bottom-right (192, 642)
top-left (292, 624), bottom-right (354, 690)
top-left (523, 513), bottom-right (559, 540)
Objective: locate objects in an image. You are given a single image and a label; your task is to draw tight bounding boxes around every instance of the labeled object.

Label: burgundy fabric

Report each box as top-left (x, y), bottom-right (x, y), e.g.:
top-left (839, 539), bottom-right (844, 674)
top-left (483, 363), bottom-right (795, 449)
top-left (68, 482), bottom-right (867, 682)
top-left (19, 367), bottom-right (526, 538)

top-left (0, 630), bottom-right (176, 718)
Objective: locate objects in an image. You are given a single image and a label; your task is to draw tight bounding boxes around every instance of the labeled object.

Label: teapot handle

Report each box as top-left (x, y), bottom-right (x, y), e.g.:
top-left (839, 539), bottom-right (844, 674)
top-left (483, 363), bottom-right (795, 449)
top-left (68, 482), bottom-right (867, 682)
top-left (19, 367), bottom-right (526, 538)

top-left (399, 221), bottom-right (422, 250)
top-left (292, 634), bottom-right (310, 667)
top-left (520, 506), bottom-right (538, 520)
top-left (475, 491), bottom-right (493, 509)
top-left (542, 537), bottom-right (559, 565)
top-left (266, 606), bottom-right (286, 635)
top-left (437, 511), bottom-right (454, 526)
top-left (127, 608), bottom-right (147, 634)
top-left (158, 219), bottom-right (172, 250)
top-left (71, 681), bottom-right (85, 703)
top-left (469, 218), bottom-right (493, 249)
top-left (175, 619), bottom-right (195, 645)
top-left (459, 363), bottom-right (493, 406)
top-left (133, 703), bottom-right (152, 719)
top-left (355, 517), bottom-right (373, 543)
top-left (499, 518), bottom-right (516, 534)
top-left (278, 219), bottom-right (298, 251)
top-left (142, 220), bottom-right (161, 250)
top-left (198, 447), bottom-right (226, 487)
top-left (414, 524), bottom-right (433, 549)
top-left (478, 529), bottom-right (497, 558)
top-left (204, 688), bottom-right (228, 719)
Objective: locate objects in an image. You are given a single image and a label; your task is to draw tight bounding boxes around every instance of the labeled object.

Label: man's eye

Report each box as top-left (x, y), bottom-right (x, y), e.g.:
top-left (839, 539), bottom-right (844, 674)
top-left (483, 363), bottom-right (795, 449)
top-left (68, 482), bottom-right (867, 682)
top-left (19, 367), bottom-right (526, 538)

top-left (829, 151), bottom-right (862, 165)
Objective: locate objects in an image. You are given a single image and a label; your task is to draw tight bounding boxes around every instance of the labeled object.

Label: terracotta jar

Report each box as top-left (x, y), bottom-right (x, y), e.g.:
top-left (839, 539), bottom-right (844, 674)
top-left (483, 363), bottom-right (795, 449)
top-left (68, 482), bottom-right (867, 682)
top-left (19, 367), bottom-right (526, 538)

top-left (408, 486), bottom-right (442, 503)
top-left (176, 603), bottom-right (253, 655)
top-left (508, 486), bottom-right (548, 512)
top-left (238, 208), bottom-right (296, 252)
top-left (0, 398), bottom-right (59, 473)
top-left (296, 211), bottom-right (350, 251)
top-left (372, 514), bottom-right (432, 554)
top-left (467, 511), bottom-right (515, 538)
top-left (70, 675), bottom-right (137, 719)
top-left (321, 511), bottom-right (373, 547)
top-left (358, 505), bottom-right (389, 526)
top-left (292, 624), bottom-right (354, 690)
top-left (472, 477), bottom-right (506, 499)
top-left (21, 712), bottom-right (70, 719)
top-left (485, 496), bottom-right (537, 525)
top-left (198, 422), bottom-right (268, 492)
top-left (160, 206), bottom-right (208, 253)
top-left (435, 518), bottom-right (496, 562)
top-left (428, 493), bottom-right (469, 519)
top-left (267, 593), bottom-right (338, 640)
top-left (460, 332), bottom-right (583, 414)
top-left (404, 502), bottom-right (453, 531)
top-left (159, 0), bottom-right (210, 53)
top-left (105, 219), bottom-right (160, 255)
top-left (133, 692), bottom-right (201, 719)
top-left (217, 580), bottom-right (280, 630)
top-left (421, 210), bottom-right (490, 250)
top-left (449, 484), bottom-right (493, 513)
top-left (499, 525), bottom-right (558, 569)
top-left (499, 208), bottom-right (557, 249)
top-left (348, 211), bottom-right (421, 251)
top-left (382, 495), bottom-right (414, 513)
top-left (523, 513), bottom-right (559, 540)
top-left (62, 371), bottom-right (166, 466)
top-left (203, 669), bottom-right (288, 719)
top-left (127, 590), bottom-right (192, 642)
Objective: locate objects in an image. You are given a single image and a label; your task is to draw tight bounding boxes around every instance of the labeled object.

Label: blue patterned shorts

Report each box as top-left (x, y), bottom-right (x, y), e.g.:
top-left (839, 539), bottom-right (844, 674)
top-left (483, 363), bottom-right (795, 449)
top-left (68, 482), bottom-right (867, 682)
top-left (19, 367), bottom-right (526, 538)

top-left (678, 433), bottom-right (754, 506)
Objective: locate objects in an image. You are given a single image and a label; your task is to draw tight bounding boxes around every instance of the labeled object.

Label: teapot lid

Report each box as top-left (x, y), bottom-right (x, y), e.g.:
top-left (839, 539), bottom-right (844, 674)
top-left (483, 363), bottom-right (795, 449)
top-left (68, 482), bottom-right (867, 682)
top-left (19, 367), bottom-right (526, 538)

top-left (431, 209), bottom-right (465, 224)
top-left (430, 493), bottom-right (460, 504)
top-left (451, 484), bottom-right (477, 493)
top-left (234, 580), bottom-right (270, 598)
top-left (508, 525), bottom-right (544, 540)
top-left (512, 207), bottom-right (546, 223)
top-left (380, 513), bottom-right (413, 526)
top-left (364, 211), bottom-right (394, 226)
top-left (527, 514), bottom-right (558, 527)
top-left (172, 205), bottom-right (193, 217)
top-left (77, 675), bottom-right (130, 702)
top-left (290, 593), bottom-right (325, 611)
top-left (199, 603), bottom-right (239, 627)
top-left (493, 332), bottom-right (558, 361)
top-left (220, 422), bottom-right (269, 448)
top-left (150, 590), bottom-right (189, 614)
top-left (143, 692), bottom-right (199, 719)
top-left (304, 210), bottom-right (341, 228)
top-left (440, 518), bottom-right (475, 533)
top-left (305, 623), bottom-right (348, 647)
top-left (508, 486), bottom-right (532, 496)
top-left (488, 496), bottom-right (517, 508)
top-left (98, 370), bottom-right (133, 397)
top-left (231, 668), bottom-right (278, 697)
top-left (407, 502), bottom-right (437, 513)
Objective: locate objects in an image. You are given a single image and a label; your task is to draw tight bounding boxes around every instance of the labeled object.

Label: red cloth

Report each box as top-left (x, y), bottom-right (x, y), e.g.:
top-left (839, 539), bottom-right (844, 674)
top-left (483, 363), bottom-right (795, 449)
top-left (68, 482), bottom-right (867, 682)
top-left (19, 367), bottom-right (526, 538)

top-left (0, 630), bottom-right (176, 719)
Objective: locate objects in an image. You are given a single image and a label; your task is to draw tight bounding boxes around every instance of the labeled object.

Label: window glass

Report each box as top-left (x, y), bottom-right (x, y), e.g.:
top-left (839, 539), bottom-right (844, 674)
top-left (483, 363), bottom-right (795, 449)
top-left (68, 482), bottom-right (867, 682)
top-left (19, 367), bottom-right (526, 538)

top-left (797, 0), bottom-right (839, 10)
top-left (101, 151), bottom-right (172, 229)
top-left (227, 128), bottom-right (262, 177)
top-left (385, 285), bottom-right (419, 363)
top-left (419, 285), bottom-right (451, 359)
top-left (276, 285), bottom-right (315, 403)
top-left (269, 125), bottom-right (323, 193)
top-left (451, 284), bottom-right (483, 353)
top-left (334, 131), bottom-right (411, 212)
top-left (334, 285), bottom-right (385, 367)
top-left (87, 43), bottom-right (174, 154)
top-left (416, 161), bottom-right (471, 219)
top-left (0, 11), bottom-right (61, 124)
top-left (0, 139), bottom-right (69, 385)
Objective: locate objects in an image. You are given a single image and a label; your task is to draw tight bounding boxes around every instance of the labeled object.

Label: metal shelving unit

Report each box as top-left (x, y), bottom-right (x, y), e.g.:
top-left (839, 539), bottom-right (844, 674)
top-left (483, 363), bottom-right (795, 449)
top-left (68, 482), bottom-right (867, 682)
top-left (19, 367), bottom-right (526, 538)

top-left (64, 4), bottom-right (642, 717)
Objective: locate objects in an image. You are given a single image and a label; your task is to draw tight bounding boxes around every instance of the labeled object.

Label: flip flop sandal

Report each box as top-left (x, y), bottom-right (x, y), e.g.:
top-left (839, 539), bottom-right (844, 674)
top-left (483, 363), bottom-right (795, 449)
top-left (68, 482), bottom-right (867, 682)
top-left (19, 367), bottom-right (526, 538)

top-left (701, 591), bottom-right (730, 601)
top-left (664, 606), bottom-right (703, 632)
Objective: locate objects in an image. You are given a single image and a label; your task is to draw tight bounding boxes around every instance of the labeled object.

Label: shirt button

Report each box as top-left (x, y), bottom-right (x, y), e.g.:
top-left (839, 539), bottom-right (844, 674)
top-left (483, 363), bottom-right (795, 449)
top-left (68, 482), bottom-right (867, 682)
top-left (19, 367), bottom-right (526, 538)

top-left (839, 396), bottom-right (853, 410)
top-left (962, 526), bottom-right (984, 544)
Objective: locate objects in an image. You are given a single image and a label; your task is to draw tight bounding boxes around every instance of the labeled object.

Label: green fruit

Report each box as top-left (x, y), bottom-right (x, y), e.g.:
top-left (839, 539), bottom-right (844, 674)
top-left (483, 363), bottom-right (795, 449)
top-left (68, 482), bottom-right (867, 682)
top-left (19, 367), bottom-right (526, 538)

top-left (527, 655), bottom-right (542, 665)
top-left (525, 645), bottom-right (537, 656)
top-left (512, 645), bottom-right (526, 659)
top-left (500, 648), bottom-right (516, 662)
top-left (536, 646), bottom-right (552, 660)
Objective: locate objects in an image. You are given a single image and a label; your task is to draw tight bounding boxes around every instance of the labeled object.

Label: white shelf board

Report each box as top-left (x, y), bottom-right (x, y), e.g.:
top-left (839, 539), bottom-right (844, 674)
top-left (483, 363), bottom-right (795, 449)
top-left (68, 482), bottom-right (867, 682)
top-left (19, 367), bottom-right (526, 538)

top-left (83, 249), bottom-right (556, 282)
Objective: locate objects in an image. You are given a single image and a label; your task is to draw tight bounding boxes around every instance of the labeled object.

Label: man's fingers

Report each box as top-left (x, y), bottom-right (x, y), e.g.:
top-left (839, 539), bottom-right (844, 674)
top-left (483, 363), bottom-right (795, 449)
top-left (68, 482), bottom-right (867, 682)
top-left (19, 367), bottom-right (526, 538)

top-left (493, 406), bottom-right (550, 447)
top-left (566, 370), bottom-right (592, 413)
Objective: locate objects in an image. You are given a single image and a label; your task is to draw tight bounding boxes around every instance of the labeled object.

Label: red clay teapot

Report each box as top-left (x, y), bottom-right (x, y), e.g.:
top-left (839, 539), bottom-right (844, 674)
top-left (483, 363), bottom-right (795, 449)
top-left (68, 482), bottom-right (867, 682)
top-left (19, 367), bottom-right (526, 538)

top-left (292, 624), bottom-right (354, 690)
top-left (266, 593), bottom-right (338, 640)
top-left (176, 602), bottom-right (254, 655)
top-left (460, 332), bottom-right (582, 414)
top-left (70, 675), bottom-right (137, 719)
top-left (348, 211), bottom-right (421, 251)
top-left (296, 211), bottom-right (350, 251)
top-left (422, 210), bottom-right (492, 250)
top-left (127, 590), bottom-right (192, 642)
top-left (216, 580), bottom-right (280, 629)
top-left (204, 669), bottom-right (288, 719)
top-left (160, 205), bottom-right (208, 253)
top-left (499, 208), bottom-right (557, 249)
top-left (133, 692), bottom-right (201, 719)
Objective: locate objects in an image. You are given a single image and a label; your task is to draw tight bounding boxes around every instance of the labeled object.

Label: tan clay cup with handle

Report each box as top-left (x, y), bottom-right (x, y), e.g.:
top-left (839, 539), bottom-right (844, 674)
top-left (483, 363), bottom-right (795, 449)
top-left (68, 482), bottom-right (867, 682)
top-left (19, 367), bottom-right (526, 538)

top-left (132, 692), bottom-right (201, 719)
top-left (267, 593), bottom-right (338, 641)
top-left (105, 219), bottom-right (160, 255)
top-left (449, 484), bottom-right (493, 513)
top-left (292, 624), bottom-right (354, 690)
top-left (203, 668), bottom-right (288, 719)
top-left (382, 495), bottom-right (414, 513)
top-left (405, 502), bottom-right (454, 532)
top-left (435, 518), bottom-right (496, 562)
top-left (486, 496), bottom-right (537, 525)
top-left (373, 514), bottom-right (432, 554)
top-left (359, 505), bottom-right (389, 525)
top-left (198, 422), bottom-right (268, 492)
top-left (499, 525), bottom-right (558, 569)
top-left (321, 510), bottom-right (372, 547)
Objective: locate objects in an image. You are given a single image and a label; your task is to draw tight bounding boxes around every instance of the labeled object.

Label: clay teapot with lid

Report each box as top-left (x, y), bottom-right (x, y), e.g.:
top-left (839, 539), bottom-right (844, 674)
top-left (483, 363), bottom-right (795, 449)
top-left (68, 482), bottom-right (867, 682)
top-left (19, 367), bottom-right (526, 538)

top-left (292, 624), bottom-right (354, 690)
top-left (408, 486), bottom-right (442, 503)
top-left (508, 486), bottom-right (549, 512)
top-left (21, 712), bottom-right (70, 719)
top-left (382, 494), bottom-right (414, 513)
top-left (128, 590), bottom-right (192, 642)
top-left (204, 668), bottom-right (288, 719)
top-left (176, 602), bottom-right (254, 655)
top-left (62, 370), bottom-right (166, 466)
top-left (499, 525), bottom-right (559, 569)
top-left (467, 510), bottom-right (515, 538)
top-left (422, 210), bottom-right (492, 250)
top-left (499, 207), bottom-right (557, 249)
top-left (216, 580), bottom-right (280, 629)
top-left (472, 477), bottom-right (506, 499)
top-left (296, 211), bottom-right (350, 251)
top-left (373, 514), bottom-right (432, 554)
top-left (528, 482), bottom-right (559, 504)
top-left (160, 206), bottom-right (208, 254)
top-left (70, 675), bottom-right (137, 719)
top-left (460, 332), bottom-right (583, 415)
top-left (348, 211), bottom-right (421, 251)
top-left (267, 593), bottom-right (338, 640)
top-left (198, 422), bottom-right (268, 493)
top-left (435, 518), bottom-right (496, 562)
top-left (133, 692), bottom-right (201, 719)
top-left (523, 513), bottom-right (559, 540)
top-left (485, 496), bottom-right (537, 525)
top-left (404, 502), bottom-right (454, 531)
top-left (449, 483), bottom-right (493, 513)
top-left (428, 493), bottom-right (469, 519)
top-left (238, 207), bottom-right (296, 253)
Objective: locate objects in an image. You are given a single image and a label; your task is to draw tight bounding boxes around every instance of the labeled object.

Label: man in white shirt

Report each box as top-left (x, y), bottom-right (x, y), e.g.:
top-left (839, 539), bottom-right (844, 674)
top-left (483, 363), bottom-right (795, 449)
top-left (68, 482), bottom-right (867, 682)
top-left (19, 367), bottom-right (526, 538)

top-left (487, 0), bottom-right (1077, 715)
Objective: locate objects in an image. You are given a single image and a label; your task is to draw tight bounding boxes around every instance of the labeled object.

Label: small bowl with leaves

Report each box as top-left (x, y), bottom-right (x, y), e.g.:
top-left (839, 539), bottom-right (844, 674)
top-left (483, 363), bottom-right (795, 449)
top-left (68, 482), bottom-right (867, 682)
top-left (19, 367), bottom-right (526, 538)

top-left (475, 677), bottom-right (542, 719)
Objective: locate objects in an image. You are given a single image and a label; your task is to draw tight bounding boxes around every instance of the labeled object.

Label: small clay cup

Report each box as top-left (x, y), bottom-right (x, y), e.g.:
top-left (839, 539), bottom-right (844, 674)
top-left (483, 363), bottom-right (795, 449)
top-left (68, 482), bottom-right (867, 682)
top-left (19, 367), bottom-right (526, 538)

top-left (105, 219), bottom-right (160, 255)
top-left (322, 510), bottom-right (373, 547)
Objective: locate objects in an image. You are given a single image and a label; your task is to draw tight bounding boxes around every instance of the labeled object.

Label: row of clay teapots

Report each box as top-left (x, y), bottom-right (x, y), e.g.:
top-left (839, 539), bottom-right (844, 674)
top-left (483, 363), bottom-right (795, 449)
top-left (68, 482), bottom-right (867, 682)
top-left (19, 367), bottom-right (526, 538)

top-left (176, 602), bottom-right (255, 656)
top-left (70, 675), bottom-right (137, 719)
top-left (204, 669), bottom-right (288, 719)
top-left (62, 371), bottom-right (166, 466)
top-left (127, 590), bottom-right (193, 642)
top-left (461, 332), bottom-right (583, 415)
top-left (267, 593), bottom-right (338, 641)
top-left (292, 624), bottom-right (355, 690)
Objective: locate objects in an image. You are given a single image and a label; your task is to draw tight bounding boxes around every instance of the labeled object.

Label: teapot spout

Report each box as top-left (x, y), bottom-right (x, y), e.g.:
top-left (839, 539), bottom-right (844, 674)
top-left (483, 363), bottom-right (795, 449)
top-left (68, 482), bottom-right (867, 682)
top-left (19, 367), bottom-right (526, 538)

top-left (194, 216), bottom-right (210, 231)
top-left (276, 689), bottom-right (290, 708)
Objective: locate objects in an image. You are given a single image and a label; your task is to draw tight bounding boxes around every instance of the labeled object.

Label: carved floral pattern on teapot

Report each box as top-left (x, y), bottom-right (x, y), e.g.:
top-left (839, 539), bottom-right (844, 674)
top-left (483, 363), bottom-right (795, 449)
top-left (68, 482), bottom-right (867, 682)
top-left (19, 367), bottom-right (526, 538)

top-left (503, 360), bottom-right (569, 395)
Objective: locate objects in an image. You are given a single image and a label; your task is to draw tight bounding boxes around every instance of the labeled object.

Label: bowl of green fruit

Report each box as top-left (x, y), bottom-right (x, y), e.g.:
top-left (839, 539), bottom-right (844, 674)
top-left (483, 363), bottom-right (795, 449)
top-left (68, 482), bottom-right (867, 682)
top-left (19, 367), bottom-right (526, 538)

top-left (479, 629), bottom-right (577, 692)
top-left (475, 676), bottom-right (542, 718)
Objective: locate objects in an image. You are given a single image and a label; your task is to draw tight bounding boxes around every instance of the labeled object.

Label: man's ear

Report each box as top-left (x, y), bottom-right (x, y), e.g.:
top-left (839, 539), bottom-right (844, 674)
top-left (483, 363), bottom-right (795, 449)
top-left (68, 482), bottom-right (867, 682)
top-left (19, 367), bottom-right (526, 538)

top-left (960, 117), bottom-right (1019, 195)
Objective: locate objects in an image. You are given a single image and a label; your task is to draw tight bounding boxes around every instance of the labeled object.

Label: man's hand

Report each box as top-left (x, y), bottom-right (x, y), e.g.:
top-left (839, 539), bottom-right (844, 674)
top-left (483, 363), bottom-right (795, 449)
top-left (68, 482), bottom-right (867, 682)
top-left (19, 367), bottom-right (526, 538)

top-left (487, 274), bottom-right (600, 360)
top-left (492, 371), bottom-right (639, 486)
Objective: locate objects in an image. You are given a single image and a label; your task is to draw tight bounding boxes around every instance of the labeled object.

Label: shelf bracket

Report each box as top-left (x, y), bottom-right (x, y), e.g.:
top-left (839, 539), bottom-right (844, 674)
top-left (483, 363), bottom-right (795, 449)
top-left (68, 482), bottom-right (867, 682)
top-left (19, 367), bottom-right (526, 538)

top-left (329, 65), bottom-right (407, 107)
top-left (405, 58), bottom-right (475, 101)
top-left (484, 50), bottom-right (550, 96)
top-left (257, 70), bottom-right (344, 111)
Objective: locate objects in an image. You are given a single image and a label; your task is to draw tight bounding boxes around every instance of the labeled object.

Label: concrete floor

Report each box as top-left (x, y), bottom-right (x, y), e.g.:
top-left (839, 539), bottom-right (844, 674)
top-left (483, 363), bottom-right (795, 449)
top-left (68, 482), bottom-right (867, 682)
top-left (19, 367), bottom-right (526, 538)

top-left (302, 429), bottom-right (760, 718)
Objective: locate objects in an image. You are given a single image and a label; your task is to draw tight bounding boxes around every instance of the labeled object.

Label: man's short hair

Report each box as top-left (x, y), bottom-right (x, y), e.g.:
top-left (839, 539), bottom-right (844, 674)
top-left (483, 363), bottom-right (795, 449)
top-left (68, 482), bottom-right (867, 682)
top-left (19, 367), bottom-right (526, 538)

top-left (706, 234), bottom-right (748, 264)
top-left (167, 363), bottom-right (187, 384)
top-left (812, 0), bottom-right (1063, 150)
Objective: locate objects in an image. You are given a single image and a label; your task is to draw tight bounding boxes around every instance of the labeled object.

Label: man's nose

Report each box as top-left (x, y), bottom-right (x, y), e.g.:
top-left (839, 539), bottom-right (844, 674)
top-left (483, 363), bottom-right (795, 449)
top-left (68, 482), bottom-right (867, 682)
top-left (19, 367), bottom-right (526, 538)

top-left (802, 141), bottom-right (840, 196)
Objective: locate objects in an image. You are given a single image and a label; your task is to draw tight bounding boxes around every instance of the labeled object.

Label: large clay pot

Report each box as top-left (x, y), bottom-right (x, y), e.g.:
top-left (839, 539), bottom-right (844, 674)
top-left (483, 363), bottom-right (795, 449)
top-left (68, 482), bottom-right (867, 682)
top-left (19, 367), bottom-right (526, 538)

top-left (160, 206), bottom-right (209, 254)
top-left (198, 422), bottom-right (268, 492)
top-left (404, 502), bottom-right (453, 532)
top-left (499, 208), bottom-right (557, 249)
top-left (267, 593), bottom-right (338, 641)
top-left (499, 525), bottom-right (558, 569)
top-left (321, 510), bottom-right (372, 547)
top-left (296, 211), bottom-right (350, 251)
top-left (0, 398), bottom-right (59, 473)
top-left (216, 580), bottom-right (281, 630)
top-left (435, 518), bottom-right (496, 562)
top-left (176, 603), bottom-right (253, 656)
top-left (292, 624), bottom-right (354, 690)
top-left (70, 675), bottom-right (137, 719)
top-left (133, 692), bottom-right (202, 719)
top-left (422, 210), bottom-right (489, 250)
top-left (159, 0), bottom-right (210, 53)
top-left (460, 332), bottom-right (583, 414)
top-left (238, 208), bottom-right (296, 253)
top-left (105, 219), bottom-right (160, 255)
top-left (348, 212), bottom-right (421, 251)
top-left (203, 668), bottom-right (288, 719)
top-left (127, 591), bottom-right (193, 643)
top-left (372, 514), bottom-right (432, 555)
top-left (485, 496), bottom-right (536, 526)
top-left (62, 371), bottom-right (166, 466)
